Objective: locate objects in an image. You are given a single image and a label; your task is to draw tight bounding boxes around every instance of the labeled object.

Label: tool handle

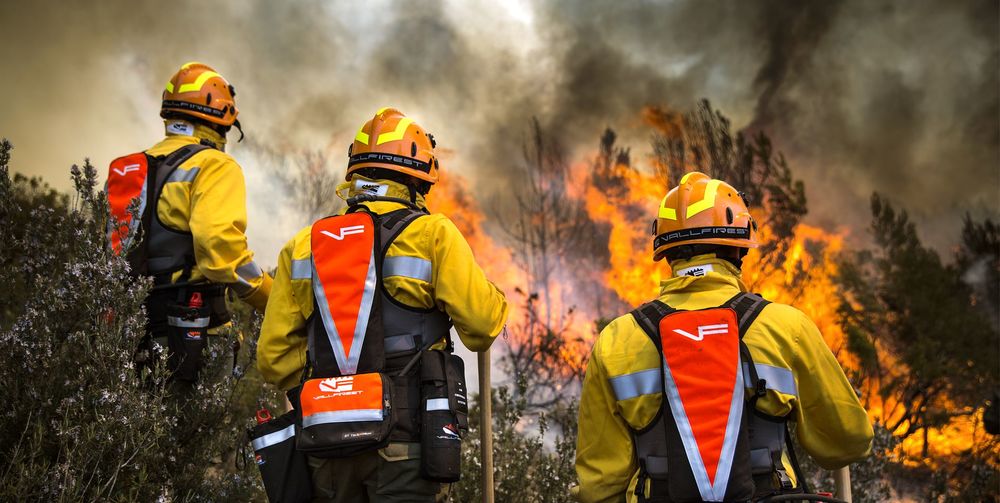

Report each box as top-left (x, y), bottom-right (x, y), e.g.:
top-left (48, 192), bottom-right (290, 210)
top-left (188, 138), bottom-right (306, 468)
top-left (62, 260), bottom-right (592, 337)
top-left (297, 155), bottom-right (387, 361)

top-left (478, 349), bottom-right (494, 503)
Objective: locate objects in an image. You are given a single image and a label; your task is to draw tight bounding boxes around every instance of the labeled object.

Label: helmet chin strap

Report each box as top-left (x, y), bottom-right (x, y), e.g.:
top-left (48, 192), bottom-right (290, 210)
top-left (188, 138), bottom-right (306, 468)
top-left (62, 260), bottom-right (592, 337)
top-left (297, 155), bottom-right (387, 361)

top-left (233, 119), bottom-right (245, 142)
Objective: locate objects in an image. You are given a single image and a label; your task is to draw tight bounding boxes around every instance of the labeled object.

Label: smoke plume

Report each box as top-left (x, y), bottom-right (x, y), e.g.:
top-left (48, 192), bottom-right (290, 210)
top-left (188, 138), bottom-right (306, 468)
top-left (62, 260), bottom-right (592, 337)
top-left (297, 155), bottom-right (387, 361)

top-left (0, 0), bottom-right (996, 260)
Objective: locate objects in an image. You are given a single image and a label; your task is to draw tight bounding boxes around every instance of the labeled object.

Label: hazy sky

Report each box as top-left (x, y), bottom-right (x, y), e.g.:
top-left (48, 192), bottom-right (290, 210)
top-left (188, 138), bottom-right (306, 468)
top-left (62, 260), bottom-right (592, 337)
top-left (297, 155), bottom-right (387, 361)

top-left (1, 0), bottom-right (996, 264)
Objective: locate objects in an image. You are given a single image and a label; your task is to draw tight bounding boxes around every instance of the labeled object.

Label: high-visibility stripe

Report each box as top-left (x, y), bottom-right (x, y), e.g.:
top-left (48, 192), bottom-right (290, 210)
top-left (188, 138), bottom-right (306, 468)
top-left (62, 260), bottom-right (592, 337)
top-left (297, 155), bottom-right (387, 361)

top-left (659, 308), bottom-right (743, 501)
top-left (609, 368), bottom-right (662, 401)
top-left (290, 258), bottom-right (311, 280)
top-left (685, 180), bottom-right (721, 219)
top-left (659, 195), bottom-right (677, 220)
top-left (176, 71), bottom-right (222, 94)
top-left (301, 409), bottom-right (383, 427)
top-left (383, 256), bottom-right (432, 282)
top-left (237, 261), bottom-right (263, 280)
top-left (251, 424), bottom-right (295, 451)
top-left (167, 316), bottom-right (210, 328)
top-left (661, 356), bottom-right (745, 501)
top-left (311, 250), bottom-right (378, 375)
top-left (743, 363), bottom-right (797, 396)
top-left (355, 125), bottom-right (370, 146)
top-left (165, 166), bottom-right (200, 184)
top-left (106, 154), bottom-right (149, 253)
top-left (426, 398), bottom-right (450, 411)
top-left (376, 118), bottom-right (413, 145)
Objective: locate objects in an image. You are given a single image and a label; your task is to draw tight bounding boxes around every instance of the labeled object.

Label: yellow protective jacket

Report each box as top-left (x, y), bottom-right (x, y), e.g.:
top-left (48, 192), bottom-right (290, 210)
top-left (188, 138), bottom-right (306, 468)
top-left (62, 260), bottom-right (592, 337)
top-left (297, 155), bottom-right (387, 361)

top-left (257, 176), bottom-right (509, 390)
top-left (574, 256), bottom-right (873, 503)
top-left (144, 121), bottom-right (272, 312)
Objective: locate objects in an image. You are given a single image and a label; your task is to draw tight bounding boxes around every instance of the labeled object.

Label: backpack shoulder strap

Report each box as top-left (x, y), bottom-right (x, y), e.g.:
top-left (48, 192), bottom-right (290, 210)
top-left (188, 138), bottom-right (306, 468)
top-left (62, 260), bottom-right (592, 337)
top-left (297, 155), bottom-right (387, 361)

top-left (629, 300), bottom-right (678, 351)
top-left (724, 292), bottom-right (771, 336)
top-left (379, 208), bottom-right (424, 255)
top-left (723, 292), bottom-right (772, 402)
top-left (155, 143), bottom-right (210, 178)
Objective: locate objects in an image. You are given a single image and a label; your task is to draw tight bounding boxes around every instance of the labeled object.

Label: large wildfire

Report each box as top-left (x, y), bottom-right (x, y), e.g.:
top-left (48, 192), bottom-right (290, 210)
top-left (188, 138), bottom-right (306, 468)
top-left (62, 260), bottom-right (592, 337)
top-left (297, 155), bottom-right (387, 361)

top-left (426, 108), bottom-right (990, 471)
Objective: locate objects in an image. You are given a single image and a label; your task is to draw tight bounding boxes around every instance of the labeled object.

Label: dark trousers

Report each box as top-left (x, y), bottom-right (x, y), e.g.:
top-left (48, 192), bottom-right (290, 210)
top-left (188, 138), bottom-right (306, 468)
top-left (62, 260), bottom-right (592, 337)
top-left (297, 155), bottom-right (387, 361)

top-left (307, 442), bottom-right (447, 503)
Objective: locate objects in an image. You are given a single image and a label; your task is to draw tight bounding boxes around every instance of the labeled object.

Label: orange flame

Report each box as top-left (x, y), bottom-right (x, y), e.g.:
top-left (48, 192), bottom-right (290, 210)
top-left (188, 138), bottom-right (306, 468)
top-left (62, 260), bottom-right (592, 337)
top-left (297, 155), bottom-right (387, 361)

top-left (424, 111), bottom-right (985, 467)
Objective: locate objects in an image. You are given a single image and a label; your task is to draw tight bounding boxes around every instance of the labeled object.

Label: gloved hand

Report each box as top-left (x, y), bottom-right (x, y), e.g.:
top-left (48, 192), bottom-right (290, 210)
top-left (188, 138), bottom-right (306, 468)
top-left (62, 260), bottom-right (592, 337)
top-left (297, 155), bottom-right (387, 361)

top-left (242, 272), bottom-right (273, 312)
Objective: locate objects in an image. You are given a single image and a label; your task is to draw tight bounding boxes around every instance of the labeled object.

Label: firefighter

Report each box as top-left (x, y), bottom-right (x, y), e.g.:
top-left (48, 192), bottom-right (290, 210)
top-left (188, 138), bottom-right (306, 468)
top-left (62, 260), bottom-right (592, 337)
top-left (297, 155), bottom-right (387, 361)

top-left (106, 62), bottom-right (271, 388)
top-left (257, 108), bottom-right (509, 502)
top-left (573, 172), bottom-right (873, 502)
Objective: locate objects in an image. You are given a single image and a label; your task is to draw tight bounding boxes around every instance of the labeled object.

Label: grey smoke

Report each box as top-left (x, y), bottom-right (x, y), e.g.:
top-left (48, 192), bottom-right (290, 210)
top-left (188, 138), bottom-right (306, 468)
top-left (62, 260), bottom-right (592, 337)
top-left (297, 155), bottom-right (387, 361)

top-left (0, 0), bottom-right (996, 260)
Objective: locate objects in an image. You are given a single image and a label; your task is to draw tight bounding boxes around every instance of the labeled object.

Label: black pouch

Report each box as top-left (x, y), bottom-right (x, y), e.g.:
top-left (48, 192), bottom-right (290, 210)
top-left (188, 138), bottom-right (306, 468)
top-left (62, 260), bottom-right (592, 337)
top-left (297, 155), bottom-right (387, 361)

top-left (447, 353), bottom-right (469, 433)
top-left (420, 351), bottom-right (462, 482)
top-left (296, 372), bottom-right (395, 458)
top-left (165, 299), bottom-right (212, 382)
top-left (248, 411), bottom-right (313, 503)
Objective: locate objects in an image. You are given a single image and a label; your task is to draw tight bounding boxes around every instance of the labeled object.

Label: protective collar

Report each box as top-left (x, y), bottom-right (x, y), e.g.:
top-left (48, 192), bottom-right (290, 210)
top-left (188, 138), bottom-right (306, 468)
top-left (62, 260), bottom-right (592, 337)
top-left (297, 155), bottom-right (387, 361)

top-left (164, 119), bottom-right (227, 151)
top-left (660, 254), bottom-right (749, 295)
top-left (336, 175), bottom-right (428, 210)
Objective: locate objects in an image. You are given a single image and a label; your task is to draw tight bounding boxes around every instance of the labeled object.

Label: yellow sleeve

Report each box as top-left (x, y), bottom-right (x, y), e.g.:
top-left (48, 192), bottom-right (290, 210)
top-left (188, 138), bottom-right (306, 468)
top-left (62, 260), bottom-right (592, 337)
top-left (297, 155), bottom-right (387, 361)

top-left (789, 312), bottom-right (874, 469)
top-left (188, 154), bottom-right (269, 310)
top-left (257, 237), bottom-right (308, 391)
top-left (574, 327), bottom-right (636, 503)
top-left (429, 215), bottom-right (509, 352)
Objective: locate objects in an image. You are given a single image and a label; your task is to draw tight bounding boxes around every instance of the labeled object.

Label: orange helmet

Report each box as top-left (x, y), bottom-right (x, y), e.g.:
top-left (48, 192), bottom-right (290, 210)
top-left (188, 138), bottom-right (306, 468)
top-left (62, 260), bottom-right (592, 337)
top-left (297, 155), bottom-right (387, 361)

top-left (346, 108), bottom-right (440, 184)
top-left (652, 171), bottom-right (759, 261)
top-left (160, 62), bottom-right (239, 127)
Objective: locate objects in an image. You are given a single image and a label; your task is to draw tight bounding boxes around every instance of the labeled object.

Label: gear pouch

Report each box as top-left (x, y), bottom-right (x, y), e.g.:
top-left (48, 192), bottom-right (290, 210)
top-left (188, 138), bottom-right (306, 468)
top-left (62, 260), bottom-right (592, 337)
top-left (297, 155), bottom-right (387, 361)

top-left (165, 300), bottom-right (212, 382)
top-left (296, 372), bottom-right (395, 458)
top-left (420, 351), bottom-right (463, 482)
top-left (248, 411), bottom-right (313, 503)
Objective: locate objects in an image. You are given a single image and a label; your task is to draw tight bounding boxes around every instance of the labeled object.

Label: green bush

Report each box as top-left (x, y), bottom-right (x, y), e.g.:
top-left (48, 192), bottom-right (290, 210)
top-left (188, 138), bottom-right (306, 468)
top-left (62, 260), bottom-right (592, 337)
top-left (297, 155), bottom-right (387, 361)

top-left (449, 384), bottom-right (577, 502)
top-left (0, 139), bottom-right (272, 501)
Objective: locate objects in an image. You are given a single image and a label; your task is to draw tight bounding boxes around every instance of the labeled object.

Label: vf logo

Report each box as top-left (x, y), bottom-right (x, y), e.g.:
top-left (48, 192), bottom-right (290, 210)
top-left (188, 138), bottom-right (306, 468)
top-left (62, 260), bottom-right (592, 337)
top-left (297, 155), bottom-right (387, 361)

top-left (319, 376), bottom-right (354, 393)
top-left (321, 225), bottom-right (366, 240)
top-left (113, 164), bottom-right (141, 177)
top-left (673, 323), bottom-right (729, 342)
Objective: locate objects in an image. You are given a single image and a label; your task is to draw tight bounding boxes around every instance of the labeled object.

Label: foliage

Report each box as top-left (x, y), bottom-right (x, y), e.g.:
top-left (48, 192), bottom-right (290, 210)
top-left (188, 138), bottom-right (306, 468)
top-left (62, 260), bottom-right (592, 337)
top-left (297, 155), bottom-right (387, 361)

top-left (0, 139), bottom-right (270, 501)
top-left (449, 385), bottom-right (577, 502)
top-left (837, 193), bottom-right (999, 498)
top-left (497, 292), bottom-right (585, 411)
top-left (794, 422), bottom-right (898, 503)
top-left (839, 194), bottom-right (998, 439)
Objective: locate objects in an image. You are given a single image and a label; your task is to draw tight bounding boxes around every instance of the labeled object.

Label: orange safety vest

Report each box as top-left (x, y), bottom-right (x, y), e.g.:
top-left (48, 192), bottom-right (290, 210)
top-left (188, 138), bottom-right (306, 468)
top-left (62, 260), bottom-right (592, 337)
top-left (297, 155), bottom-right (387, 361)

top-left (627, 293), bottom-right (803, 502)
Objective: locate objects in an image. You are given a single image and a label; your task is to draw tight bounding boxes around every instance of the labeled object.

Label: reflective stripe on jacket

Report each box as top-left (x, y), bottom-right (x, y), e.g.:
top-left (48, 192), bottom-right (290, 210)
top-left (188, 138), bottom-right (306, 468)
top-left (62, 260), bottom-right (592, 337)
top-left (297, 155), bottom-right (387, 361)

top-left (257, 176), bottom-right (509, 391)
top-left (574, 256), bottom-right (874, 503)
top-left (144, 123), bottom-right (271, 311)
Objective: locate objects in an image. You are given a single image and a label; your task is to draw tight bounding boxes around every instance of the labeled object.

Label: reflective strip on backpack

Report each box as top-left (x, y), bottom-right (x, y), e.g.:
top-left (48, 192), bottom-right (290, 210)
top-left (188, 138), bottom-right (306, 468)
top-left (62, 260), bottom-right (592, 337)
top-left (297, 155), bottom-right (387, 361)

top-left (290, 258), bottom-right (311, 280)
top-left (426, 398), bottom-right (450, 411)
top-left (658, 308), bottom-right (745, 501)
top-left (251, 423), bottom-right (295, 451)
top-left (165, 166), bottom-right (200, 184)
top-left (301, 409), bottom-right (384, 427)
top-left (609, 368), bottom-right (662, 401)
top-left (383, 256), bottom-right (432, 282)
top-left (662, 356), bottom-right (745, 501)
top-left (167, 316), bottom-right (211, 328)
top-left (743, 363), bottom-right (797, 397)
top-left (310, 213), bottom-right (379, 375)
top-left (106, 153), bottom-right (149, 253)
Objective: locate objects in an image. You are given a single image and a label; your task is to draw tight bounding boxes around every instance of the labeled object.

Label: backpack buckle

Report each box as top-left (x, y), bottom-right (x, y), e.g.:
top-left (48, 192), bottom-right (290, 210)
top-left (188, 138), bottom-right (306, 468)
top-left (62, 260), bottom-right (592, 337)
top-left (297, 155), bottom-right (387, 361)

top-left (755, 378), bottom-right (768, 398)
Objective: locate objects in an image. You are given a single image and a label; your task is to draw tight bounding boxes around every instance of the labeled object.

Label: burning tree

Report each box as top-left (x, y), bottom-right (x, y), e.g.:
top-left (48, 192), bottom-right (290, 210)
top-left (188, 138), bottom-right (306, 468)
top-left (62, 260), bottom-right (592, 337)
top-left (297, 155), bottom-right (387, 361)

top-left (492, 118), bottom-right (597, 410)
top-left (837, 194), bottom-right (999, 498)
